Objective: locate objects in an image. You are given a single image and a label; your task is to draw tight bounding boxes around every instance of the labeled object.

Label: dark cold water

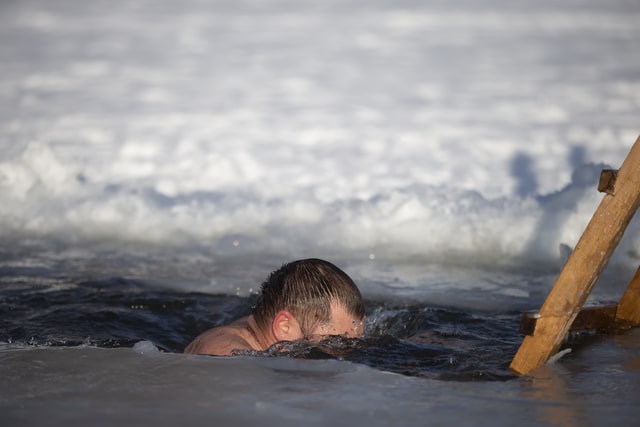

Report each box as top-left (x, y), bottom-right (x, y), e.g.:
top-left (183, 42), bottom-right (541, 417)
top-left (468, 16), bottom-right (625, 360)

top-left (2, 259), bottom-right (635, 383)
top-left (1, 271), bottom-right (521, 381)
top-left (2, 253), bottom-right (640, 427)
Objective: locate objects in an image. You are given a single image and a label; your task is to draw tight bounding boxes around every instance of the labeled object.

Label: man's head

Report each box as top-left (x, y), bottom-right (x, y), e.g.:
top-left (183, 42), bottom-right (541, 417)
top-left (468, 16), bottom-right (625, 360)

top-left (252, 258), bottom-right (365, 343)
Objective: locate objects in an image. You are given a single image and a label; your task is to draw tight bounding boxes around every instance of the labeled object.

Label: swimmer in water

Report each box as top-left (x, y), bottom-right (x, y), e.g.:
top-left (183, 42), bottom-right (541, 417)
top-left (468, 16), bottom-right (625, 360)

top-left (184, 258), bottom-right (366, 356)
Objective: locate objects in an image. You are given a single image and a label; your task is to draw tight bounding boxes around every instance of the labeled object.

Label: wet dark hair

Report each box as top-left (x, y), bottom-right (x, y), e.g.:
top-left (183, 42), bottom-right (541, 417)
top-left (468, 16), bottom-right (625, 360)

top-left (252, 258), bottom-right (365, 336)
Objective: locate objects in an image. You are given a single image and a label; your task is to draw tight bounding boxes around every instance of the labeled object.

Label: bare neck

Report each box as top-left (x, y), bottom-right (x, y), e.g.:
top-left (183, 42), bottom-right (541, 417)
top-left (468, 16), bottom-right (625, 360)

top-left (246, 315), bottom-right (275, 351)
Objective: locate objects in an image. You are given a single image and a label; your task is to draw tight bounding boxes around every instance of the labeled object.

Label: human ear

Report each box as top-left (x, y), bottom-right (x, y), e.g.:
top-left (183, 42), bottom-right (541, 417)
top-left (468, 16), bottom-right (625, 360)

top-left (272, 310), bottom-right (303, 341)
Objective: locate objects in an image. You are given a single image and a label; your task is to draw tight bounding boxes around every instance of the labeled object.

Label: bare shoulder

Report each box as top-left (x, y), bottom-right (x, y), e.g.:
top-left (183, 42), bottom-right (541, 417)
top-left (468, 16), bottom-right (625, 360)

top-left (184, 317), bottom-right (255, 356)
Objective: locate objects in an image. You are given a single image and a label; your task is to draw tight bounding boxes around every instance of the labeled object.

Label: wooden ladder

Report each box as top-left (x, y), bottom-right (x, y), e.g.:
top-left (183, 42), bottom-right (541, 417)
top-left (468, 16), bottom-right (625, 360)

top-left (510, 134), bottom-right (640, 375)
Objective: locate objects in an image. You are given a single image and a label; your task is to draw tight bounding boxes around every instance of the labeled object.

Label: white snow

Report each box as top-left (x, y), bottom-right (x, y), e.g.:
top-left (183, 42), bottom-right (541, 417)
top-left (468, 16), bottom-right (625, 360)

top-left (1, 0), bottom-right (639, 276)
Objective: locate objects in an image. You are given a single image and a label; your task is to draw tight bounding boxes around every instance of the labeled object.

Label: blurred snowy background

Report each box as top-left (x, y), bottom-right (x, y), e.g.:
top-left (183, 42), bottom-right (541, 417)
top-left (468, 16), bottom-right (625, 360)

top-left (1, 0), bottom-right (639, 292)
